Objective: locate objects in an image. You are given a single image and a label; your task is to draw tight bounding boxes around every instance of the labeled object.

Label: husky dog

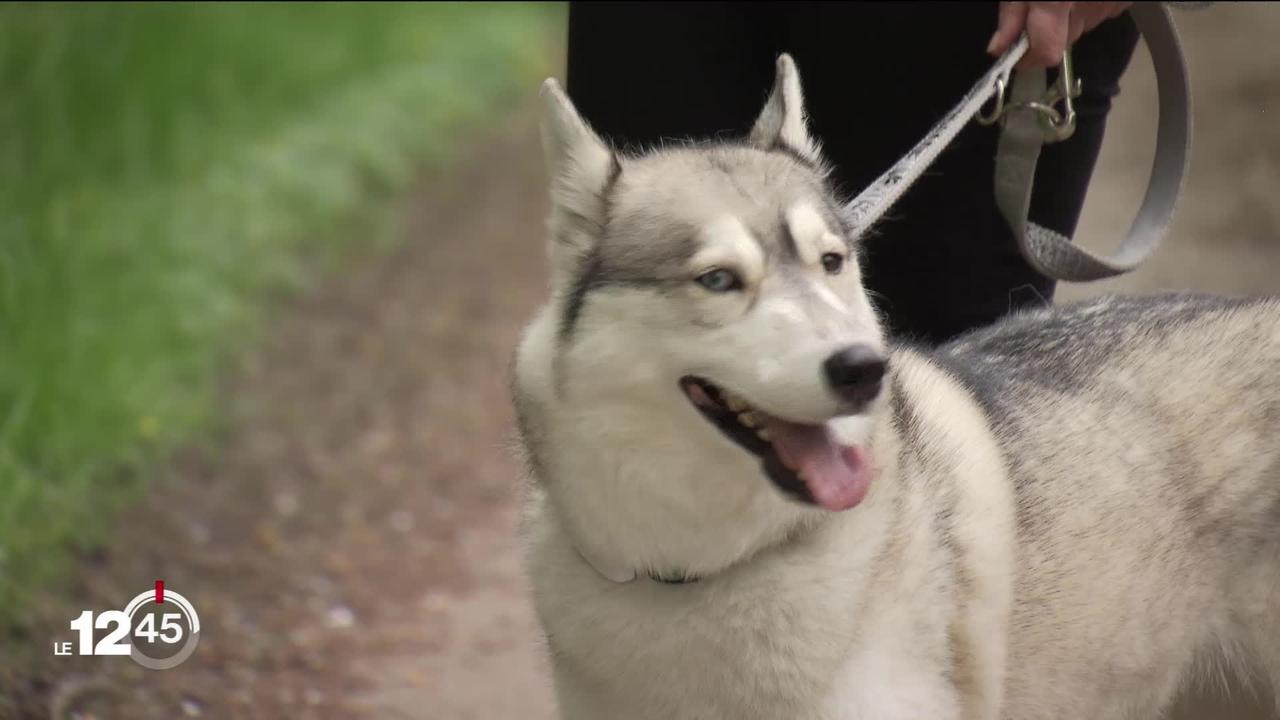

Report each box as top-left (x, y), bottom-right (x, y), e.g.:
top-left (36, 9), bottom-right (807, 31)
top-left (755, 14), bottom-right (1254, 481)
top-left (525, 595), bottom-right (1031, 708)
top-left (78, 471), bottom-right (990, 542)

top-left (512, 54), bottom-right (1280, 719)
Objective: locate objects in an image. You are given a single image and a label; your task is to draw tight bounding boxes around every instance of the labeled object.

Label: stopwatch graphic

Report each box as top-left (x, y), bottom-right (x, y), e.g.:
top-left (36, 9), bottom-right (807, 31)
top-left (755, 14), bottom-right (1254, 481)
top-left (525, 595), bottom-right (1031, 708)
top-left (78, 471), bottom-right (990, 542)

top-left (58, 580), bottom-right (200, 670)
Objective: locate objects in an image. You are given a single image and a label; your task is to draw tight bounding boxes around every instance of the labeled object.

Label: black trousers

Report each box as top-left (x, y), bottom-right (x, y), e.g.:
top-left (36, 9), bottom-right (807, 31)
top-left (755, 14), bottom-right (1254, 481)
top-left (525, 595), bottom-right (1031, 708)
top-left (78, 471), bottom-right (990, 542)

top-left (566, 2), bottom-right (1139, 345)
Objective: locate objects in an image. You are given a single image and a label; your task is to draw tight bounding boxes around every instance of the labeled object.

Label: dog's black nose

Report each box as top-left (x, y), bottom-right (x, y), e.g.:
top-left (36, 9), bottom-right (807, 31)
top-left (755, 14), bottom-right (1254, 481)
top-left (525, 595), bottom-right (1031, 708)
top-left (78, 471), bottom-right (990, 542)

top-left (823, 345), bottom-right (887, 406)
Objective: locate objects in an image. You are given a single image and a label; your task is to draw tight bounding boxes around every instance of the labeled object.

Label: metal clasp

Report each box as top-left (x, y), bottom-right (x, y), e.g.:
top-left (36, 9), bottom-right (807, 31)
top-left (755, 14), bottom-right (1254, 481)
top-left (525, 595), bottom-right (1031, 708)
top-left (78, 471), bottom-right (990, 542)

top-left (975, 47), bottom-right (1083, 143)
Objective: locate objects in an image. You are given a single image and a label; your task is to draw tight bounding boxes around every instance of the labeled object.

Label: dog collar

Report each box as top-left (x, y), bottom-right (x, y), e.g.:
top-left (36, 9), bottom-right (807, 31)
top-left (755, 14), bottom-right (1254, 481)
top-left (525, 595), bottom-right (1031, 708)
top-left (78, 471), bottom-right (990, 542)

top-left (648, 570), bottom-right (699, 585)
top-left (572, 537), bottom-right (704, 584)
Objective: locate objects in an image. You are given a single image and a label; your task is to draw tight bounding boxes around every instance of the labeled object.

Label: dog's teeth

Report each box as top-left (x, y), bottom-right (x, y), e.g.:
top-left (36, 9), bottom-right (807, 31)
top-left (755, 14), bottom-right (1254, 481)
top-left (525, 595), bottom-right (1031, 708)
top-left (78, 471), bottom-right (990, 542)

top-left (726, 395), bottom-right (747, 412)
top-left (738, 411), bottom-right (758, 428)
top-left (756, 427), bottom-right (771, 441)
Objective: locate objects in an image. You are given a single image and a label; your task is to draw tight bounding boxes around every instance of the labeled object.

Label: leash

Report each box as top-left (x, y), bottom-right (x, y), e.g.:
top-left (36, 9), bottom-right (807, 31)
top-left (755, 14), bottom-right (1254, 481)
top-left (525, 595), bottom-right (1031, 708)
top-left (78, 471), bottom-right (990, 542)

top-left (844, 3), bottom-right (1191, 283)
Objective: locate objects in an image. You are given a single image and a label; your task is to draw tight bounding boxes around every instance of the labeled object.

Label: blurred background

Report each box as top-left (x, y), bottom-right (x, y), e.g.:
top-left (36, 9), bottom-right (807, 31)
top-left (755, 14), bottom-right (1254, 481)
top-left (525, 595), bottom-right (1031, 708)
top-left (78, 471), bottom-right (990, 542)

top-left (0, 3), bottom-right (1277, 719)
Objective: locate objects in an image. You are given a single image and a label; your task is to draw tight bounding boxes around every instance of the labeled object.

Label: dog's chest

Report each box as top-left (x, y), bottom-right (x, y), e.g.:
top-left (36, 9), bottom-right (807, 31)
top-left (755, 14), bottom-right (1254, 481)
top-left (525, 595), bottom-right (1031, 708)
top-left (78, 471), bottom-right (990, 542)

top-left (540, 576), bottom-right (849, 717)
top-left (531, 517), bottom-right (960, 719)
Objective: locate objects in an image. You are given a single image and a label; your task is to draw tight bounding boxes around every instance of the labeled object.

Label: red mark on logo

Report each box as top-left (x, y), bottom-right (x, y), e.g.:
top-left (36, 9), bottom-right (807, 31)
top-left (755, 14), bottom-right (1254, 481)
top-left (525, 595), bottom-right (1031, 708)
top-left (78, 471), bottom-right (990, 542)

top-left (155, 580), bottom-right (165, 604)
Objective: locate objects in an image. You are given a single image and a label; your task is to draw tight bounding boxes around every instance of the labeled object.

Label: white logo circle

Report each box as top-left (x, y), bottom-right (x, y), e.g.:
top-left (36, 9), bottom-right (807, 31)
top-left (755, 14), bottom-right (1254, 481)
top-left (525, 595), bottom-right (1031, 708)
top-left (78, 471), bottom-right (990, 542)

top-left (121, 588), bottom-right (201, 670)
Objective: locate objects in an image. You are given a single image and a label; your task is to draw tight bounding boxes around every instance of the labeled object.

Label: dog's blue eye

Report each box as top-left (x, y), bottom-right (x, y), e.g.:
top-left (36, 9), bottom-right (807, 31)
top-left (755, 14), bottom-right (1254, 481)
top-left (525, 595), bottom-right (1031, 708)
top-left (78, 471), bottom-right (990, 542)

top-left (821, 252), bottom-right (845, 275)
top-left (696, 268), bottom-right (742, 293)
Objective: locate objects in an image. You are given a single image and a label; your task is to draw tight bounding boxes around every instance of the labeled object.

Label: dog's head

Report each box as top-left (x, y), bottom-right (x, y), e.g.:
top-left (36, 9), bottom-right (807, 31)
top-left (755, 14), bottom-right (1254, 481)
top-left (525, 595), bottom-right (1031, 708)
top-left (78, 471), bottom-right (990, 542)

top-left (516, 55), bottom-right (888, 582)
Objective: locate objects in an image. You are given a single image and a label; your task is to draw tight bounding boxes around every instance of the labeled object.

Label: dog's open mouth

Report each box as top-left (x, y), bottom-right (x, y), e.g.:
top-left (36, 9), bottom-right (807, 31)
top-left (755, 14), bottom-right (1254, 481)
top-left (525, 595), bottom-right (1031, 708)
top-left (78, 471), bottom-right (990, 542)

top-left (679, 376), bottom-right (871, 512)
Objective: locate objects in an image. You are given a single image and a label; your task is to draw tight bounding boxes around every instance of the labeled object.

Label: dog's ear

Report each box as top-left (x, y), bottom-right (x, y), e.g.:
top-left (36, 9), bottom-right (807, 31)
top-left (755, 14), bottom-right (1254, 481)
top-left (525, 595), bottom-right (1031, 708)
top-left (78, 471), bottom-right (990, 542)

top-left (540, 79), bottom-right (619, 285)
top-left (749, 54), bottom-right (821, 164)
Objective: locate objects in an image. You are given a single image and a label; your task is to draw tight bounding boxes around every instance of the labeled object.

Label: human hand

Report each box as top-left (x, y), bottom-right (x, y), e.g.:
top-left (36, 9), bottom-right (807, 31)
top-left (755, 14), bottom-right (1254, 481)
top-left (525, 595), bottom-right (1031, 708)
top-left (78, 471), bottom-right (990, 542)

top-left (987, 2), bottom-right (1133, 69)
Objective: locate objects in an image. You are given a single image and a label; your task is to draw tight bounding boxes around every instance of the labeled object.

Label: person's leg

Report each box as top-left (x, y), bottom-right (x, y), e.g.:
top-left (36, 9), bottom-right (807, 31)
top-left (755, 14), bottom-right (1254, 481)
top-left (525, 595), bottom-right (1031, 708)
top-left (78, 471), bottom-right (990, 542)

top-left (775, 3), bottom-right (1139, 344)
top-left (566, 2), bottom-right (776, 152)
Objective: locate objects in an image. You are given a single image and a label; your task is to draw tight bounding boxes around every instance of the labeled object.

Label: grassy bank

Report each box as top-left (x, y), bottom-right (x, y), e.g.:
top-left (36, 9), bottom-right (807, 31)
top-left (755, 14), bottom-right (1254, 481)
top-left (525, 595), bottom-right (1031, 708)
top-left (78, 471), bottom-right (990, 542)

top-left (0, 3), bottom-right (560, 625)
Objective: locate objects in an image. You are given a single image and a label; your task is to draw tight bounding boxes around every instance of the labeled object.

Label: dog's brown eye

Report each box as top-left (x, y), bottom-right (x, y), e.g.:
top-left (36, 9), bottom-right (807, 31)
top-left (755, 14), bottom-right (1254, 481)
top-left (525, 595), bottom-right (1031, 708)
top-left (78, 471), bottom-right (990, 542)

top-left (821, 252), bottom-right (845, 275)
top-left (696, 268), bottom-right (742, 293)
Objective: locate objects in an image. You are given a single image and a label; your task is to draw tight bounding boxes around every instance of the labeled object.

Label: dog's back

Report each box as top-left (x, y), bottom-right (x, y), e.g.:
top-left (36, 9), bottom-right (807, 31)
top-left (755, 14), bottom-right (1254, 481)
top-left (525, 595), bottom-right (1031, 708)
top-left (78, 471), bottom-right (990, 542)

top-left (935, 293), bottom-right (1280, 716)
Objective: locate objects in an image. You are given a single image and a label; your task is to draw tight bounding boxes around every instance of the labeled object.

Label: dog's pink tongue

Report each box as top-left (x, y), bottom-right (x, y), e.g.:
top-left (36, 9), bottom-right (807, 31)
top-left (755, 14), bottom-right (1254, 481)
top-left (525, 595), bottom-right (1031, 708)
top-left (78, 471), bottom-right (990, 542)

top-left (762, 416), bottom-right (871, 511)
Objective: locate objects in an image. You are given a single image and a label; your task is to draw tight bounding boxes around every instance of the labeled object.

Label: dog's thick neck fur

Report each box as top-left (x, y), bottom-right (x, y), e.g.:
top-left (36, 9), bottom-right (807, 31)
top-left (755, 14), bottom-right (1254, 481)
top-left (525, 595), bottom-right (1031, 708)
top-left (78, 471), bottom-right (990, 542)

top-left (514, 297), bottom-right (855, 584)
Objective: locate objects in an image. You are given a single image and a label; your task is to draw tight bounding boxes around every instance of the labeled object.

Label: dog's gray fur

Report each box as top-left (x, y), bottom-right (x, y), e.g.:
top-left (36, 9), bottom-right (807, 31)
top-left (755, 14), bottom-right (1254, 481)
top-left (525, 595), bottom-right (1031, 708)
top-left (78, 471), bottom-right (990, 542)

top-left (513, 54), bottom-right (1280, 719)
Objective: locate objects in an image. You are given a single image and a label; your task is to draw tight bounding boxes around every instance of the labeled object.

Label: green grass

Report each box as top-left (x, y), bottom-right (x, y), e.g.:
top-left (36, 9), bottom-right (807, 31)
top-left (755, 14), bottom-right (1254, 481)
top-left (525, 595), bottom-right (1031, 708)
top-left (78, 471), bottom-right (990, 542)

top-left (0, 2), bottom-right (561, 625)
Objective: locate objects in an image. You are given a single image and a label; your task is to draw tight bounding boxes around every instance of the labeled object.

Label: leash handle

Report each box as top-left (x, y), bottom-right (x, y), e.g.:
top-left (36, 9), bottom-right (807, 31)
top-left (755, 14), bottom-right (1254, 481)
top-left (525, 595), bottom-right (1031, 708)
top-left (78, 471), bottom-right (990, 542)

top-left (844, 4), bottom-right (1190, 283)
top-left (996, 2), bottom-right (1190, 282)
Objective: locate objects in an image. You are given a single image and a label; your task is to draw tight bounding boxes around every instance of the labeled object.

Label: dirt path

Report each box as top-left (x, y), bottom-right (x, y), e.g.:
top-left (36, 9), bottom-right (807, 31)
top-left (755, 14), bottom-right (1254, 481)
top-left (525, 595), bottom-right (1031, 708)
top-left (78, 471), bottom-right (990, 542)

top-left (6, 5), bottom-right (1280, 719)
top-left (2, 113), bottom-right (557, 719)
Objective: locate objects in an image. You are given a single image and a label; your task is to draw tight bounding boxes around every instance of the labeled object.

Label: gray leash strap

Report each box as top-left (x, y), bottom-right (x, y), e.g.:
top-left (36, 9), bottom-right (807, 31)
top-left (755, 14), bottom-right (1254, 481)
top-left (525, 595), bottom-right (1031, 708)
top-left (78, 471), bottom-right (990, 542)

top-left (845, 3), bottom-right (1191, 283)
